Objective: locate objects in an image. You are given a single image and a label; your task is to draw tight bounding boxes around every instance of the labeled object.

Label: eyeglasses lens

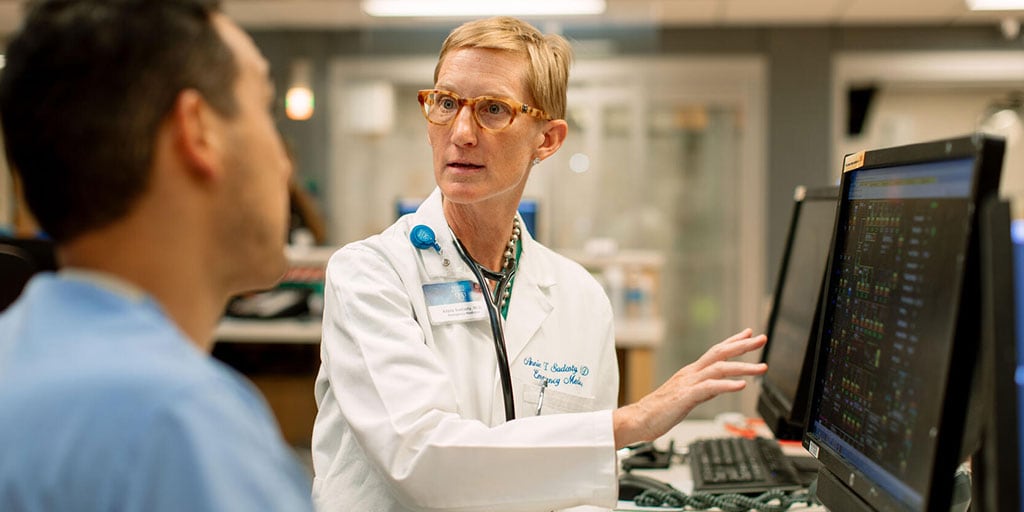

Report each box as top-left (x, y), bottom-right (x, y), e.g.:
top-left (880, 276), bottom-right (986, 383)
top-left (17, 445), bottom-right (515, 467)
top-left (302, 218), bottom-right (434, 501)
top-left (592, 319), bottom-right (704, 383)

top-left (425, 92), bottom-right (514, 130)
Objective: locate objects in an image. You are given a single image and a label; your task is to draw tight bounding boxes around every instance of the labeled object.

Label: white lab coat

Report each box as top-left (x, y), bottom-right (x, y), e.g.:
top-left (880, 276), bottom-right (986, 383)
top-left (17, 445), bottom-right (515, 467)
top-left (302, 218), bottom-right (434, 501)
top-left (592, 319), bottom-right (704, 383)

top-left (311, 188), bottom-right (620, 512)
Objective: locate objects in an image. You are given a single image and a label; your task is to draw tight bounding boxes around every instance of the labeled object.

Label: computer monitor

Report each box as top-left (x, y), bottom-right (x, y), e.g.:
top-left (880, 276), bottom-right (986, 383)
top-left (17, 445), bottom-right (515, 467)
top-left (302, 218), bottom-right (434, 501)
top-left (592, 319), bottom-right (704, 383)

top-left (802, 134), bottom-right (1004, 512)
top-left (396, 197), bottom-right (540, 240)
top-left (976, 198), bottom-right (1023, 512)
top-left (757, 185), bottom-right (838, 441)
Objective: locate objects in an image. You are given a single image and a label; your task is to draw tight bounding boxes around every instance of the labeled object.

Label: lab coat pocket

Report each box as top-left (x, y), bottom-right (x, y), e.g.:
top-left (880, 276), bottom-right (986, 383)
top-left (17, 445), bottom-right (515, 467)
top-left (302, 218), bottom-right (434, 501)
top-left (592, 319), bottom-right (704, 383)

top-left (519, 378), bottom-right (597, 415)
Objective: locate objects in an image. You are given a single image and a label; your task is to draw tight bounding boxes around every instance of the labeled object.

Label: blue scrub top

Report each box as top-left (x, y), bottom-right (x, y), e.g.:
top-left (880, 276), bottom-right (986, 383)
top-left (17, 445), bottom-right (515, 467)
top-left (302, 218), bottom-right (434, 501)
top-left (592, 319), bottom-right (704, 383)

top-left (0, 273), bottom-right (314, 511)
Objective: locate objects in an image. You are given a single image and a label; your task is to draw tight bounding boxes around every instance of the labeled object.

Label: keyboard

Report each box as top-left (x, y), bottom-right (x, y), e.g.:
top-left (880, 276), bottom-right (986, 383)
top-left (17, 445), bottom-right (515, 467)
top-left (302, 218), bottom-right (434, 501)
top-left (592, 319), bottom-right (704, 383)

top-left (688, 437), bottom-right (805, 494)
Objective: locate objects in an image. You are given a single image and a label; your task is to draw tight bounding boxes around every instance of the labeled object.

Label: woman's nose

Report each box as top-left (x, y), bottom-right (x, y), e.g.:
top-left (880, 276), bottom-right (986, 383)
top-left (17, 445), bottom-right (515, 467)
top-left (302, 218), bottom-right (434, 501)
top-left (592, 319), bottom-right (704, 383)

top-left (449, 106), bottom-right (478, 146)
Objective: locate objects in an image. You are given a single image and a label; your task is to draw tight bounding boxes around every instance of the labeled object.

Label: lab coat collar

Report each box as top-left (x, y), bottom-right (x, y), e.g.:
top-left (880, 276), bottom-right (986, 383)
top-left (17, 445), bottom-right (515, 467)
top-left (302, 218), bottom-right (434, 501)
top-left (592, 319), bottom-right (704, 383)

top-left (413, 188), bottom-right (555, 361)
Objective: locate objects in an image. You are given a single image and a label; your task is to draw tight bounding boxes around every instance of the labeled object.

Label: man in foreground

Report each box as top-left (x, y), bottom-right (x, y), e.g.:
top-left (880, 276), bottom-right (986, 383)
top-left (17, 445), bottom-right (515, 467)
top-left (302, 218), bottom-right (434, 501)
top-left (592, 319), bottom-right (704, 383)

top-left (0, 1), bottom-right (314, 509)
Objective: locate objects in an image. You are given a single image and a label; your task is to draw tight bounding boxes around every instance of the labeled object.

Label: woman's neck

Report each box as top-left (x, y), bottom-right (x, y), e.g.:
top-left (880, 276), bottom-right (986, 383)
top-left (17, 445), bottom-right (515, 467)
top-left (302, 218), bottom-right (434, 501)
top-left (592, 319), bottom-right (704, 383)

top-left (444, 199), bottom-right (518, 273)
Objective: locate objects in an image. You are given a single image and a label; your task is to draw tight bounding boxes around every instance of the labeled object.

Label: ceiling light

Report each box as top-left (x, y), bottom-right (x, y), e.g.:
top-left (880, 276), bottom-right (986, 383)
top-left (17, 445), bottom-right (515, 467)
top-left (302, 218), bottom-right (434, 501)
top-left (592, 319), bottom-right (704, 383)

top-left (966, 0), bottom-right (1024, 10)
top-left (285, 59), bottom-right (315, 121)
top-left (361, 0), bottom-right (605, 17)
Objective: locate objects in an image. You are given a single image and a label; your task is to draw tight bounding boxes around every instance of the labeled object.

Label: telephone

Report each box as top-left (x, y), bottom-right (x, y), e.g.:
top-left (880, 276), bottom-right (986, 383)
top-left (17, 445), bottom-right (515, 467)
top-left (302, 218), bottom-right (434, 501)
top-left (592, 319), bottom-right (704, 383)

top-left (620, 440), bottom-right (675, 471)
top-left (618, 472), bottom-right (679, 501)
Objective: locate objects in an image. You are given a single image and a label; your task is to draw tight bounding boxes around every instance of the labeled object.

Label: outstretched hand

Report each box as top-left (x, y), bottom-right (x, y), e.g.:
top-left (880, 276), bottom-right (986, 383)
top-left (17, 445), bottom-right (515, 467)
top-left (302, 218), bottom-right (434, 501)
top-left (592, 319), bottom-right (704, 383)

top-left (613, 328), bottom-right (767, 448)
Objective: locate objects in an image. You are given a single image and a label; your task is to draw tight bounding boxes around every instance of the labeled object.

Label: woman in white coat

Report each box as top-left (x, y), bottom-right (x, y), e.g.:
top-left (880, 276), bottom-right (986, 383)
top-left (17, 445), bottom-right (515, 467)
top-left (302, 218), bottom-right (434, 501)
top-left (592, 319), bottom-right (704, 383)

top-left (311, 16), bottom-right (768, 512)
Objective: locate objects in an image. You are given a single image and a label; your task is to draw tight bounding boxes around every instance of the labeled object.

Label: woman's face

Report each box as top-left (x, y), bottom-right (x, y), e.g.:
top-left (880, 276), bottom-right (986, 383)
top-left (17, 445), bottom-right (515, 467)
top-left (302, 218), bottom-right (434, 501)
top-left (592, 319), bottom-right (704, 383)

top-left (428, 47), bottom-right (549, 209)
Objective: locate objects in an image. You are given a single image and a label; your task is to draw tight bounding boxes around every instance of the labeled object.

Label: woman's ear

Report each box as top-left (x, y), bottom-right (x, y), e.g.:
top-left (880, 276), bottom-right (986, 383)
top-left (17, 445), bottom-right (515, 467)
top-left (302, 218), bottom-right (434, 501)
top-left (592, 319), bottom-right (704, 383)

top-left (535, 119), bottom-right (568, 161)
top-left (172, 89), bottom-right (224, 180)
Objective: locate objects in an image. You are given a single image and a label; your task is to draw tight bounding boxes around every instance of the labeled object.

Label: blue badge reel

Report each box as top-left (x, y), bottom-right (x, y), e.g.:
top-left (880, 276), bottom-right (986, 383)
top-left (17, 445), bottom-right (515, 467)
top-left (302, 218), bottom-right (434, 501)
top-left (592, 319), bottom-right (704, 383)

top-left (410, 225), bottom-right (441, 252)
top-left (411, 224), bottom-right (451, 267)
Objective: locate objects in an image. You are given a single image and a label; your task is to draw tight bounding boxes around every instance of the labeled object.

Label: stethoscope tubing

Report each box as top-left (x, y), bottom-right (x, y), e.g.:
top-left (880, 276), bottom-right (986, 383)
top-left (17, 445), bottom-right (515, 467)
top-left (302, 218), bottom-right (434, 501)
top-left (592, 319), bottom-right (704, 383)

top-left (450, 236), bottom-right (517, 422)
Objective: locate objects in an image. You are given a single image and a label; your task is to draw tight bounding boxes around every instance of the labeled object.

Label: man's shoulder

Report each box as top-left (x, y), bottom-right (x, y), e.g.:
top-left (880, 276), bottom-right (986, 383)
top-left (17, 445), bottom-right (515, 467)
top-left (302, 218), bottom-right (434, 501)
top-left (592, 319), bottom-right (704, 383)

top-left (1, 335), bottom-right (254, 426)
top-left (0, 343), bottom-right (310, 511)
top-left (0, 296), bottom-right (263, 433)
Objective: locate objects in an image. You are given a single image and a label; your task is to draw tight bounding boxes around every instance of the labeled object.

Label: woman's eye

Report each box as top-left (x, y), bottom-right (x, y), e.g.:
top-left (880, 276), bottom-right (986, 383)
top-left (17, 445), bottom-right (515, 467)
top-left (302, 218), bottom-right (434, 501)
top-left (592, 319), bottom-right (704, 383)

top-left (484, 102), bottom-right (509, 115)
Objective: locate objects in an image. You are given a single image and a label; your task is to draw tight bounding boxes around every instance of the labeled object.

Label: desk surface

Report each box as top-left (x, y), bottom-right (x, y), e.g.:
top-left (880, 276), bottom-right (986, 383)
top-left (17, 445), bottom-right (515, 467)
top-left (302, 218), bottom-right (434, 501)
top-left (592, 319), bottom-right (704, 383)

top-left (615, 419), bottom-right (826, 511)
top-left (215, 317), bottom-right (322, 344)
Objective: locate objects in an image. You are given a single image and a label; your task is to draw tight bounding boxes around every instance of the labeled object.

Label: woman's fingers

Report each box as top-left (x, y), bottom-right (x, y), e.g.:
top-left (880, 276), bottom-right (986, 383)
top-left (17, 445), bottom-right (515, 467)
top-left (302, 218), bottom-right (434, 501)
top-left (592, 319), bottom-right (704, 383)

top-left (693, 331), bottom-right (767, 369)
top-left (722, 328), bottom-right (754, 344)
top-left (698, 360), bottom-right (768, 381)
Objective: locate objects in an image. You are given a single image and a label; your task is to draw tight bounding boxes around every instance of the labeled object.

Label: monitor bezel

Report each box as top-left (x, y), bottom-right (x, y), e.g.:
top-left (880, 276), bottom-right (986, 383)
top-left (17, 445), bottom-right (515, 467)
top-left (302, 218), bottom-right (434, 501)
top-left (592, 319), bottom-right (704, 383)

top-left (975, 197), bottom-right (1021, 512)
top-left (758, 185), bottom-right (839, 441)
top-left (802, 134), bottom-right (1004, 512)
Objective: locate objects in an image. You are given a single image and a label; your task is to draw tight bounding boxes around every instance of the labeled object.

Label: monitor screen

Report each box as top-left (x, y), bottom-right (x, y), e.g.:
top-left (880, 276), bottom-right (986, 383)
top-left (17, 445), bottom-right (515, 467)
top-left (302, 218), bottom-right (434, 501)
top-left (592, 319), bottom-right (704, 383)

top-left (803, 135), bottom-right (1003, 512)
top-left (1014, 219), bottom-right (1024, 511)
top-left (396, 197), bottom-right (539, 241)
top-left (758, 186), bottom-right (838, 441)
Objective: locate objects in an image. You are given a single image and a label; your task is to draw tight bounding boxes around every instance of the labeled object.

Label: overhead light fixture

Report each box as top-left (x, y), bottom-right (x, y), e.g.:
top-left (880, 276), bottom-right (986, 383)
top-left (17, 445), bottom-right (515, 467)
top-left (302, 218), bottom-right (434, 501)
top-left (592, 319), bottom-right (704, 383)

top-left (361, 0), bottom-right (605, 17)
top-left (966, 0), bottom-right (1024, 10)
top-left (285, 59), bottom-right (315, 121)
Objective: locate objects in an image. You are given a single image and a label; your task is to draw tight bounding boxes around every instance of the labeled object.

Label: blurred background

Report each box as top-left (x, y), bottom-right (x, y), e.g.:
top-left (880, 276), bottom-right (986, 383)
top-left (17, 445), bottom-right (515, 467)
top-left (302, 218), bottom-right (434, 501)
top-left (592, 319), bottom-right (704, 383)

top-left (0, 0), bottom-right (1021, 442)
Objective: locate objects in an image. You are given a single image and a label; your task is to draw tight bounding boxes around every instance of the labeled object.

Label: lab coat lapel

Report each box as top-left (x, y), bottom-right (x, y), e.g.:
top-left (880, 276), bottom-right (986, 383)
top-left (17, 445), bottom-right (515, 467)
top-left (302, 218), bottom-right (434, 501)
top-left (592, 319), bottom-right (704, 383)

top-left (502, 225), bottom-right (554, 363)
top-left (412, 188), bottom-right (466, 281)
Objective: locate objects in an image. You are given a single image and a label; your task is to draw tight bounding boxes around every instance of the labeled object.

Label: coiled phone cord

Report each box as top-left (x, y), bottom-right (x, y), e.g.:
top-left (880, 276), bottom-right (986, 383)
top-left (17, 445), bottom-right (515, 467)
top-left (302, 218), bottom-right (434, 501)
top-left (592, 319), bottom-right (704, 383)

top-left (633, 487), bottom-right (817, 512)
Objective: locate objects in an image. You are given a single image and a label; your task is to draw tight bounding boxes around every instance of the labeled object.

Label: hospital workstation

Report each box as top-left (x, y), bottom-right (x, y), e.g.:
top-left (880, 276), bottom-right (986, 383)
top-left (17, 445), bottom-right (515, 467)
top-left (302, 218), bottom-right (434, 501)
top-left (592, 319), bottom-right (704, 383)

top-left (2, 1), bottom-right (1024, 511)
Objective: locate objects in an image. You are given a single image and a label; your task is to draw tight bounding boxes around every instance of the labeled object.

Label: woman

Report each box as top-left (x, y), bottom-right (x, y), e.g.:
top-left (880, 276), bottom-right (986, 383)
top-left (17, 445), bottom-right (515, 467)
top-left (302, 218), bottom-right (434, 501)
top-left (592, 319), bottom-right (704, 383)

top-left (311, 16), bottom-right (767, 511)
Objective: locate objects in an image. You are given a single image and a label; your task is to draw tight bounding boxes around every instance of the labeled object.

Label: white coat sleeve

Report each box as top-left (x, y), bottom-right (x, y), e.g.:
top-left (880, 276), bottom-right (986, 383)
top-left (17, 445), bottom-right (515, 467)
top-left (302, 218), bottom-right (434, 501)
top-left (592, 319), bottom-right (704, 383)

top-left (318, 244), bottom-right (619, 512)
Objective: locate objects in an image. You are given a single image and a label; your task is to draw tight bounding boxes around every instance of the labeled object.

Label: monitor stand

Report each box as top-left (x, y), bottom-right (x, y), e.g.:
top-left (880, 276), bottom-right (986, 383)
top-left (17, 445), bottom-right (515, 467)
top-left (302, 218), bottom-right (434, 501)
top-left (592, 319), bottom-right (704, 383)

top-left (814, 469), bottom-right (874, 512)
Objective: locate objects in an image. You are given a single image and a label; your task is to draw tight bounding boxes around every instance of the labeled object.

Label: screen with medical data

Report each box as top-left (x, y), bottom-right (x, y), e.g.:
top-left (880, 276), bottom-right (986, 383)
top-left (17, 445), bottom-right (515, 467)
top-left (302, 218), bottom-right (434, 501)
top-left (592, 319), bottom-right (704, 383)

top-left (807, 157), bottom-right (976, 511)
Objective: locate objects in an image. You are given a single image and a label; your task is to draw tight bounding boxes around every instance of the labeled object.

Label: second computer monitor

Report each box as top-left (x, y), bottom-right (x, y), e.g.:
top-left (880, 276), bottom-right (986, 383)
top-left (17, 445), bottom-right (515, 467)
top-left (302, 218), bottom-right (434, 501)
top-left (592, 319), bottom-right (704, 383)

top-left (758, 185), bottom-right (838, 441)
top-left (977, 198), bottom-right (1024, 512)
top-left (803, 134), bottom-right (1004, 512)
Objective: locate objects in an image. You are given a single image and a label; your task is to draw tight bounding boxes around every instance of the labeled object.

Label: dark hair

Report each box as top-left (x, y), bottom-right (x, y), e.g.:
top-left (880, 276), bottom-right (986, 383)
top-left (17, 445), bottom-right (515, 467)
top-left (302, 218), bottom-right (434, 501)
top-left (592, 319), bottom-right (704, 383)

top-left (0, 0), bottom-right (239, 243)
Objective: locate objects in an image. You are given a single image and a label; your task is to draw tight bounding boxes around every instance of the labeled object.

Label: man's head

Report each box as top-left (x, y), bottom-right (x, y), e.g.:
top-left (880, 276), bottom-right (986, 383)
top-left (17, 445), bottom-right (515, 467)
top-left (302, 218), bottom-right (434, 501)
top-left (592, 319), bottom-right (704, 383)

top-left (0, 0), bottom-right (291, 294)
top-left (0, 0), bottom-right (235, 244)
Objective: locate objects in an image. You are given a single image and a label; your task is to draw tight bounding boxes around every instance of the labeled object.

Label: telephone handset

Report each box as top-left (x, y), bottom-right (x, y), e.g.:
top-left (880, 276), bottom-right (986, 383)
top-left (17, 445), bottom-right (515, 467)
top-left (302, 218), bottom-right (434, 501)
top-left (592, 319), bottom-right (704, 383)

top-left (617, 472), bottom-right (678, 501)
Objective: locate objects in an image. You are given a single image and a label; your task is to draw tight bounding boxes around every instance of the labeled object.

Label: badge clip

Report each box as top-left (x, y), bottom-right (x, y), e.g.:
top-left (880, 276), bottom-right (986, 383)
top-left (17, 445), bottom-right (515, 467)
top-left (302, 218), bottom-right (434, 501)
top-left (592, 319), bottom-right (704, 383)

top-left (411, 225), bottom-right (450, 266)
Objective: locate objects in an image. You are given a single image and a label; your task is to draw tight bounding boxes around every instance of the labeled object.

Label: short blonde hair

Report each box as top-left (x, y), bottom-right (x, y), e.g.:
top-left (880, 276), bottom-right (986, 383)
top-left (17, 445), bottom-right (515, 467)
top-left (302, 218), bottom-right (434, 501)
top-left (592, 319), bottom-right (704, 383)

top-left (434, 16), bottom-right (572, 120)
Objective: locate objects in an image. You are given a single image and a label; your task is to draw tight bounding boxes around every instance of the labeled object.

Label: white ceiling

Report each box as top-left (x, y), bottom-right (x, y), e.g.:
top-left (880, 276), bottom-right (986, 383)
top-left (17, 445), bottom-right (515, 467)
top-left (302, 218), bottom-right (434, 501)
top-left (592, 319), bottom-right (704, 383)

top-left (227, 0), bottom-right (1021, 28)
top-left (0, 0), bottom-right (1020, 35)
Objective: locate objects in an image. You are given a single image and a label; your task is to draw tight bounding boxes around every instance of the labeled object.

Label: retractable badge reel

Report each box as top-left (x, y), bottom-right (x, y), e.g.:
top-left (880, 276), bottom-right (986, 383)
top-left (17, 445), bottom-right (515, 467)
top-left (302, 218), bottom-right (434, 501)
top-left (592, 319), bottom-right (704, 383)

top-left (410, 225), bottom-right (450, 266)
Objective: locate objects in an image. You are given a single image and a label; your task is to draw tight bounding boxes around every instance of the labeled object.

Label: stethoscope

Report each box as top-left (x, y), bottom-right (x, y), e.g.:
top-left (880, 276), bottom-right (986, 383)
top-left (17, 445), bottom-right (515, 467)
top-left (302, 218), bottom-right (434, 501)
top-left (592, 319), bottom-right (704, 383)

top-left (411, 224), bottom-right (517, 421)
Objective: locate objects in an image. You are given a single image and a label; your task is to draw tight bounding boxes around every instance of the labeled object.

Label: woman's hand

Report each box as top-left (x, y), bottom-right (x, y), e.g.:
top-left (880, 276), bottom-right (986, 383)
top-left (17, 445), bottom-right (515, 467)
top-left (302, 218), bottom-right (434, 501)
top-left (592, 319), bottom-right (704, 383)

top-left (612, 328), bottom-right (768, 448)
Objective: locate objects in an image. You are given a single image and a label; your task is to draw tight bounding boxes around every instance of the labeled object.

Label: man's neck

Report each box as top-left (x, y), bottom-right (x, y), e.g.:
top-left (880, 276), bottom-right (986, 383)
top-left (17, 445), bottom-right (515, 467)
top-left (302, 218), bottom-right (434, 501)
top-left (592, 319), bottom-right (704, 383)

top-left (59, 228), bottom-right (227, 352)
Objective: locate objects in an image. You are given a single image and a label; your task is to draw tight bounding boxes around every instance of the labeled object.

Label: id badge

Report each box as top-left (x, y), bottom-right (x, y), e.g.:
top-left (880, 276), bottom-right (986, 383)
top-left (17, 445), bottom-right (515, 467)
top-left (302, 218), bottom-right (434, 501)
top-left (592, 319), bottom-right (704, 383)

top-left (423, 280), bottom-right (488, 325)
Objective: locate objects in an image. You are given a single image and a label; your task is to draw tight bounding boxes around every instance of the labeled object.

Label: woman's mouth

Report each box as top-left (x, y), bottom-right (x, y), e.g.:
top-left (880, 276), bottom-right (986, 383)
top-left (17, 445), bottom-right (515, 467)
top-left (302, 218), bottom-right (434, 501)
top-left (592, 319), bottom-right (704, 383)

top-left (448, 161), bottom-right (484, 171)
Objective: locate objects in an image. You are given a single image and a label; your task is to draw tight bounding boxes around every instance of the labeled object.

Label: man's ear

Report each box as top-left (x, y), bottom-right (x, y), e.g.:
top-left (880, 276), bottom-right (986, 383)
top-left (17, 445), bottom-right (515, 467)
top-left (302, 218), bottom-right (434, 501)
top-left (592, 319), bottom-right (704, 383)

top-left (535, 119), bottom-right (568, 161)
top-left (171, 89), bottom-right (224, 180)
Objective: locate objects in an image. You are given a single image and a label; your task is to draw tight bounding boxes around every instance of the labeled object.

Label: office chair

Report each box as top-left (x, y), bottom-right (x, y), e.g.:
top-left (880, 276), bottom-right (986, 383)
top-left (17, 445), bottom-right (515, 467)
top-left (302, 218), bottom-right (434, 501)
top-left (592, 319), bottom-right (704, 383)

top-left (0, 237), bottom-right (57, 312)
